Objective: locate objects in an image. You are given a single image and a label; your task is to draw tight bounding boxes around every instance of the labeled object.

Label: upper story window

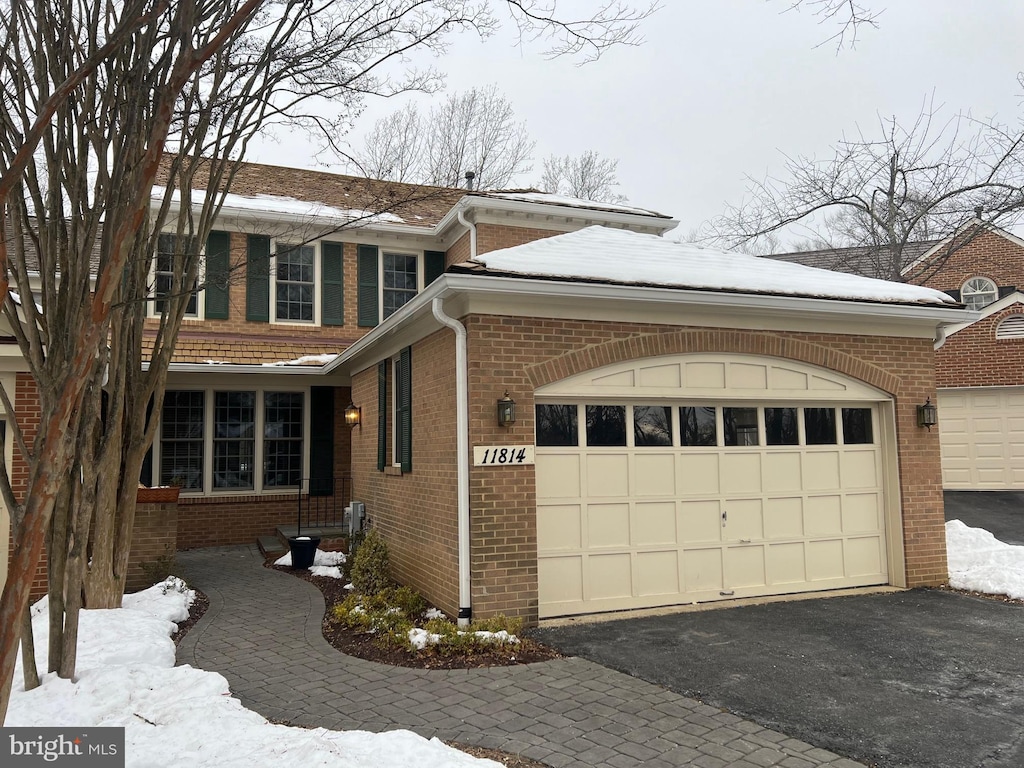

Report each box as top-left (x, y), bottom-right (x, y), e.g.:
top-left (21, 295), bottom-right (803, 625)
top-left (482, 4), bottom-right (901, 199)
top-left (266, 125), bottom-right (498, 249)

top-left (275, 245), bottom-right (315, 322)
top-left (154, 233), bottom-right (199, 316)
top-left (961, 277), bottom-right (998, 310)
top-left (383, 253), bottom-right (419, 320)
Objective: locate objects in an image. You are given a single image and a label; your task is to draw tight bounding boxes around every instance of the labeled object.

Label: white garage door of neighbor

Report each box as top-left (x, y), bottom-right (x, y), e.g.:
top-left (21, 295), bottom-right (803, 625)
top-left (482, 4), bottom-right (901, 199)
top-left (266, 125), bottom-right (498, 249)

top-left (938, 387), bottom-right (1024, 489)
top-left (535, 355), bottom-right (892, 619)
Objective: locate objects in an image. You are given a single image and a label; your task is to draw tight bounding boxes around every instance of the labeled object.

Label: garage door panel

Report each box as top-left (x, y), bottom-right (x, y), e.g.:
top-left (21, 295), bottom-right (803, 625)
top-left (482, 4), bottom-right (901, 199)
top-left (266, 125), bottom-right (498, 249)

top-left (586, 454), bottom-right (629, 497)
top-left (721, 453), bottom-right (761, 494)
top-left (725, 546), bottom-right (766, 588)
top-left (684, 548), bottom-right (724, 591)
top-left (678, 453), bottom-right (720, 495)
top-left (724, 498), bottom-right (763, 541)
top-left (807, 539), bottom-right (845, 580)
top-left (587, 553), bottom-right (633, 600)
top-left (841, 451), bottom-right (878, 488)
top-left (939, 387), bottom-right (1024, 489)
top-left (537, 504), bottom-right (582, 550)
top-left (536, 454), bottom-right (580, 499)
top-left (846, 536), bottom-right (883, 577)
top-left (685, 361), bottom-right (725, 389)
top-left (635, 453), bottom-right (676, 496)
top-left (634, 501), bottom-right (677, 545)
top-left (538, 557), bottom-right (583, 605)
top-left (804, 495), bottom-right (842, 536)
top-left (767, 542), bottom-right (806, 584)
top-left (975, 442), bottom-right (1005, 458)
top-left (843, 493), bottom-right (881, 533)
top-left (765, 497), bottom-right (803, 539)
top-left (587, 503), bottom-right (630, 548)
top-left (803, 452), bottom-right (840, 490)
top-left (763, 453), bottom-right (802, 492)
top-left (636, 550), bottom-right (681, 596)
top-left (680, 500), bottom-right (722, 543)
top-left (638, 363), bottom-right (681, 388)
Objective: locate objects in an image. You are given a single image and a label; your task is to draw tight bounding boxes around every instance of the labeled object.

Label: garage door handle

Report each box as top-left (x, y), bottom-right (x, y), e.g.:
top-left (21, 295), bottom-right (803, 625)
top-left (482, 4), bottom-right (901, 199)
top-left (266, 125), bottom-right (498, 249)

top-left (722, 510), bottom-right (727, 526)
top-left (720, 590), bottom-right (735, 596)
top-left (739, 539), bottom-right (751, 544)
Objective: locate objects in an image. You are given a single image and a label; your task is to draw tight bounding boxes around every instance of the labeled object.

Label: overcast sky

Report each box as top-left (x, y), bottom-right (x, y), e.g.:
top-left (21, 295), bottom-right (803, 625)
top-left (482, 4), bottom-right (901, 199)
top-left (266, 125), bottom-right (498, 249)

top-left (250, 1), bottom-right (1024, 238)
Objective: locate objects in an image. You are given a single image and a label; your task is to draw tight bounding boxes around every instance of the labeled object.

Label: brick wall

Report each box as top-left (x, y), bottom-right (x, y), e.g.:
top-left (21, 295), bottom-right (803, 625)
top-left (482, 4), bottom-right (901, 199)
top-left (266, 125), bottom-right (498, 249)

top-left (915, 229), bottom-right (1024, 293)
top-left (10, 374), bottom-right (48, 600)
top-left (936, 307), bottom-right (1024, 388)
top-left (177, 492), bottom-right (303, 548)
top-left (352, 314), bottom-right (946, 625)
top-left (125, 489), bottom-right (179, 593)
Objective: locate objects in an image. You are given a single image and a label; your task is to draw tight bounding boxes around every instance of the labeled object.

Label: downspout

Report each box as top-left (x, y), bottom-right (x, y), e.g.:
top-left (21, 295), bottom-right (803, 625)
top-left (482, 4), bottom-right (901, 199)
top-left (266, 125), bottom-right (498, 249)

top-left (432, 296), bottom-right (472, 627)
top-left (456, 206), bottom-right (478, 259)
top-left (934, 324), bottom-right (947, 351)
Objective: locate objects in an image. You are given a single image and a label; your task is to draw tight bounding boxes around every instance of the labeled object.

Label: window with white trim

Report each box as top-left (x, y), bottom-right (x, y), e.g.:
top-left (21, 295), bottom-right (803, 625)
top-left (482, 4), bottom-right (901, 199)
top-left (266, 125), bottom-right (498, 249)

top-left (275, 244), bottom-right (315, 322)
top-left (382, 252), bottom-right (419, 319)
top-left (159, 388), bottom-right (306, 493)
top-left (154, 233), bottom-right (200, 317)
top-left (961, 276), bottom-right (998, 310)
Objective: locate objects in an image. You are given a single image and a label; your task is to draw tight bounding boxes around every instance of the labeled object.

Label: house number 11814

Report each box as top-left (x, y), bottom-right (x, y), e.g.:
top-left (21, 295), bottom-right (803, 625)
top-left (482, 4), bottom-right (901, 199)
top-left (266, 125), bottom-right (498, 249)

top-left (472, 445), bottom-right (535, 466)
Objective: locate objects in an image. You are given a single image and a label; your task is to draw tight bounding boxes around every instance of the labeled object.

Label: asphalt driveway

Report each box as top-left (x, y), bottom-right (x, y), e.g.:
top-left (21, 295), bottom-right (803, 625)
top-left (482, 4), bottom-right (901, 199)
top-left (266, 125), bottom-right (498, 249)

top-left (945, 490), bottom-right (1024, 545)
top-left (532, 590), bottom-right (1024, 768)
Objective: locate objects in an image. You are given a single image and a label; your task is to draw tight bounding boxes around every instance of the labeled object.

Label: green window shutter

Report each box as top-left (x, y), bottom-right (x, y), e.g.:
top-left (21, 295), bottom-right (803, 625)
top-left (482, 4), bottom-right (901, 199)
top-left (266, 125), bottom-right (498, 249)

top-left (309, 386), bottom-right (335, 496)
top-left (357, 244), bottom-right (379, 327)
top-left (377, 360), bottom-right (387, 472)
top-left (204, 230), bottom-right (231, 320)
top-left (424, 250), bottom-right (446, 286)
top-left (321, 241), bottom-right (345, 326)
top-left (246, 234), bottom-right (271, 322)
top-left (398, 346), bottom-right (412, 473)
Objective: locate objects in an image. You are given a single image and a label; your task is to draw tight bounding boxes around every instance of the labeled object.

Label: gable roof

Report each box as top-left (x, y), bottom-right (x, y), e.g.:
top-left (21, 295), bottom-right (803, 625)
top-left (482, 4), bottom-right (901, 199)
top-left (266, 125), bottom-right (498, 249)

top-left (900, 218), bottom-right (1024, 279)
top-left (939, 290), bottom-right (1024, 339)
top-left (454, 226), bottom-right (957, 306)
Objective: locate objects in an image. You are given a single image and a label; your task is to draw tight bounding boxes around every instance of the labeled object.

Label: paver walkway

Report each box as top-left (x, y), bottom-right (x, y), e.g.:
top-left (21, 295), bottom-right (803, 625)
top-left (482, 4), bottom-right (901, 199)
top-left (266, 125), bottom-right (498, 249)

top-left (175, 545), bottom-right (865, 768)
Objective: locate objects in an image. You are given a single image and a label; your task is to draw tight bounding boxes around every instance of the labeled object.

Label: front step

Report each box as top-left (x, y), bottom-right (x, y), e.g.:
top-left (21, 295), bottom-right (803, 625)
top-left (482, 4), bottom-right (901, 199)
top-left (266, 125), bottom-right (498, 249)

top-left (257, 535), bottom-right (287, 558)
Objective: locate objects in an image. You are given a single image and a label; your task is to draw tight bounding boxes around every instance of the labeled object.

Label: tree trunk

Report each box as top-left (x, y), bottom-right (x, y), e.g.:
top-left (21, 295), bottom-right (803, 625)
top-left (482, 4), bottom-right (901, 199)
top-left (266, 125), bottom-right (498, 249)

top-left (19, 602), bottom-right (38, 691)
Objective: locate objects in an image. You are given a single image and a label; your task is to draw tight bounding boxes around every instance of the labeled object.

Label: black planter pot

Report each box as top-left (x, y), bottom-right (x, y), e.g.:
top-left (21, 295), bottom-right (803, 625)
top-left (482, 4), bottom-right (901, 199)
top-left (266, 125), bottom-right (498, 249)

top-left (288, 536), bottom-right (321, 570)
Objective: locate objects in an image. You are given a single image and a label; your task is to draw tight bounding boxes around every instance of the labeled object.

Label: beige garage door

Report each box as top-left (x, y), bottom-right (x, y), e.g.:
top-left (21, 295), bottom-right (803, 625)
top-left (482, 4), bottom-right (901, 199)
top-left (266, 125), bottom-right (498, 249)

top-left (938, 387), bottom-right (1024, 489)
top-left (536, 355), bottom-right (892, 619)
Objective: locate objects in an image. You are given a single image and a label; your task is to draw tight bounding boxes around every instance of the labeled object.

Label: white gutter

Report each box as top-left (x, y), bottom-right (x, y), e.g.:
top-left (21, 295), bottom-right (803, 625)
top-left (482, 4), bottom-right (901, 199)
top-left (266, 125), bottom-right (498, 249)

top-left (456, 206), bottom-right (478, 259)
top-left (153, 363), bottom-right (332, 375)
top-left (431, 297), bottom-right (472, 627)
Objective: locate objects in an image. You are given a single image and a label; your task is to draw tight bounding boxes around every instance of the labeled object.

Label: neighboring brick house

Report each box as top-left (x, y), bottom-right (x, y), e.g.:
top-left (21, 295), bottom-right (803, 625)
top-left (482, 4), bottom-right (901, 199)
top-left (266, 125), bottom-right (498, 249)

top-left (1, 160), bottom-right (969, 626)
top-left (773, 221), bottom-right (1024, 491)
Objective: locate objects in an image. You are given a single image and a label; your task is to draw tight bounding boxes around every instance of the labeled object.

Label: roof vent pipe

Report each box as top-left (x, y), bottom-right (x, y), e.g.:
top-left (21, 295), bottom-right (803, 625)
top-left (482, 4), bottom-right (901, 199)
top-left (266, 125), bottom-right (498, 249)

top-left (464, 170), bottom-right (476, 191)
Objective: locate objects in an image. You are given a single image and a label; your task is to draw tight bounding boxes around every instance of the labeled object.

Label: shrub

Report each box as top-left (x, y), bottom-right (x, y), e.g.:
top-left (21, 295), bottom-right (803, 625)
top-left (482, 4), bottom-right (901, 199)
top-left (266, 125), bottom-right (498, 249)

top-left (350, 528), bottom-right (391, 595)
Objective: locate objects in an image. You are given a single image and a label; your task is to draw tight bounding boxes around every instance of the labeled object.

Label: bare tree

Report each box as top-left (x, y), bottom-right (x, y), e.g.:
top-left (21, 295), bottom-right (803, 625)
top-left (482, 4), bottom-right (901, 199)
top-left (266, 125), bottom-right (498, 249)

top-left (540, 150), bottom-right (627, 203)
top-left (703, 97), bottom-right (1024, 281)
top-left (0, 0), bottom-right (655, 722)
top-left (353, 85), bottom-right (536, 189)
top-left (782, 0), bottom-right (882, 49)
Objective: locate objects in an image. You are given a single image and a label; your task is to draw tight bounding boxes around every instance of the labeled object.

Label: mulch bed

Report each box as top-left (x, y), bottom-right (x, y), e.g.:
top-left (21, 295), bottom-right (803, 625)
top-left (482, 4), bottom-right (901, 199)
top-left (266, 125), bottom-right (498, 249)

top-left (935, 584), bottom-right (1024, 606)
top-left (265, 559), bottom-right (562, 669)
top-left (172, 589), bottom-right (210, 646)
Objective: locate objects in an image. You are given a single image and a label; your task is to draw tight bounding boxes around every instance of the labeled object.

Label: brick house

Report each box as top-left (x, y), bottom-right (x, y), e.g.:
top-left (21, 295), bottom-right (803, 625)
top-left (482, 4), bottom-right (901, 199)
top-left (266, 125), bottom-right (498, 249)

top-left (1, 161), bottom-right (968, 624)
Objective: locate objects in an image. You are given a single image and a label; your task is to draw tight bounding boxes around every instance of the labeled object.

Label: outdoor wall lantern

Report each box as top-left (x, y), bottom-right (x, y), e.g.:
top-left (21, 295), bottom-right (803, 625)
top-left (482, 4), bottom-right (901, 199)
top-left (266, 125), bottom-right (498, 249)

top-left (916, 397), bottom-right (938, 430)
top-left (344, 402), bottom-right (362, 428)
top-left (497, 392), bottom-right (516, 427)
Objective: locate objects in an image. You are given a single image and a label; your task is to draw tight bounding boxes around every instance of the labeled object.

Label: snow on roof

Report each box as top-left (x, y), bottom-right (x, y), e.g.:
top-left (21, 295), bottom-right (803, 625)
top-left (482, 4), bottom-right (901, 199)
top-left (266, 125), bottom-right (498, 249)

top-left (483, 191), bottom-right (667, 218)
top-left (262, 353), bottom-right (339, 367)
top-left (152, 186), bottom-right (405, 225)
top-left (469, 226), bottom-right (959, 306)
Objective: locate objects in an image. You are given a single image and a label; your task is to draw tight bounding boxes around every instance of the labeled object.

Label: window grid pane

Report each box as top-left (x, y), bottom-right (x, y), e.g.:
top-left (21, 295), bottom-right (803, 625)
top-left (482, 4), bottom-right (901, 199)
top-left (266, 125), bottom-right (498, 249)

top-left (586, 405), bottom-right (626, 447)
top-left (214, 392), bottom-right (255, 489)
top-left (723, 407), bottom-right (759, 446)
top-left (155, 234), bottom-right (198, 315)
top-left (842, 408), bottom-right (873, 444)
top-left (765, 407), bottom-right (799, 445)
top-left (680, 406), bottom-right (717, 446)
top-left (805, 407), bottom-right (838, 445)
top-left (265, 392), bottom-right (304, 487)
top-left (276, 245), bottom-right (315, 321)
top-left (160, 391), bottom-right (204, 490)
top-left (383, 253), bottom-right (418, 319)
top-left (633, 406), bottom-right (672, 446)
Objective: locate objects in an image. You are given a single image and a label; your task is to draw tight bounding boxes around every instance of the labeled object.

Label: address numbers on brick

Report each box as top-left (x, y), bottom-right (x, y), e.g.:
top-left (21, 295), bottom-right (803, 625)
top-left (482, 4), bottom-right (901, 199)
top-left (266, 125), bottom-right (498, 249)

top-left (473, 445), bottom-right (535, 466)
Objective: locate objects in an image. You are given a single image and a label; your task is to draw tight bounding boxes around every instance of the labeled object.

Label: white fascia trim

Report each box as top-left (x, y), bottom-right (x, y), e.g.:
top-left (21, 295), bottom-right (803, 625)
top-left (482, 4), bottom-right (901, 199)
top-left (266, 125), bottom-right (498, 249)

top-left (324, 273), bottom-right (973, 374)
top-left (157, 363), bottom-right (330, 375)
top-left (942, 292), bottom-right (1022, 338)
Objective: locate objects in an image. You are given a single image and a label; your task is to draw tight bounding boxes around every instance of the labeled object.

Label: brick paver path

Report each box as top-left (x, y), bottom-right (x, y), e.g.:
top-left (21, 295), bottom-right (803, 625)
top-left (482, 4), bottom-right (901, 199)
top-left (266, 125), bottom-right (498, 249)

top-left (176, 545), bottom-right (865, 768)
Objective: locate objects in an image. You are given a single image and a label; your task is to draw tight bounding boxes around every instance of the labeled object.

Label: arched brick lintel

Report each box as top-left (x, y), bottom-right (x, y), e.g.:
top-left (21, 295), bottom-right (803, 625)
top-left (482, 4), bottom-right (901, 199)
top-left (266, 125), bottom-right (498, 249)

top-left (525, 330), bottom-right (903, 396)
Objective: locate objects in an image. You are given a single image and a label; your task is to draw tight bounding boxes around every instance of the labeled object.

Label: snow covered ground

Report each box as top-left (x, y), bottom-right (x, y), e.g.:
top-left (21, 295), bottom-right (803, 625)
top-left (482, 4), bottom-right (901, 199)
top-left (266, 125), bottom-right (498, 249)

top-left (4, 523), bottom-right (1021, 765)
top-left (4, 576), bottom-right (499, 768)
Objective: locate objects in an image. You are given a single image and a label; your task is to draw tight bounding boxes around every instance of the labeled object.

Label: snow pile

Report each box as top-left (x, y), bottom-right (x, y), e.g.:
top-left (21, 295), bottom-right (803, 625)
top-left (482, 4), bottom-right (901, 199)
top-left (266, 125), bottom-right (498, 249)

top-left (471, 226), bottom-right (959, 306)
top-left (6, 579), bottom-right (501, 767)
top-left (274, 548), bottom-right (346, 568)
top-left (262, 353), bottom-right (339, 367)
top-left (407, 628), bottom-right (519, 651)
top-left (946, 520), bottom-right (1024, 599)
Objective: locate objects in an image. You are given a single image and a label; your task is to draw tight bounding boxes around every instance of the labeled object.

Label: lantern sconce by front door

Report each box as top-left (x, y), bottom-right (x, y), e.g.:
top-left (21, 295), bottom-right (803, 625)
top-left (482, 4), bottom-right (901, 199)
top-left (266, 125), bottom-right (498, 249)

top-left (497, 392), bottom-right (516, 427)
top-left (916, 397), bottom-right (938, 430)
top-left (344, 402), bottom-right (362, 428)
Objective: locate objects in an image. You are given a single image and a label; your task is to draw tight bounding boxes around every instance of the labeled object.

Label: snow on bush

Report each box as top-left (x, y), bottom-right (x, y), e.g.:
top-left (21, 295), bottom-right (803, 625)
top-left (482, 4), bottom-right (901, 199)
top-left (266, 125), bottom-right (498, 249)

top-left (407, 628), bottom-right (520, 651)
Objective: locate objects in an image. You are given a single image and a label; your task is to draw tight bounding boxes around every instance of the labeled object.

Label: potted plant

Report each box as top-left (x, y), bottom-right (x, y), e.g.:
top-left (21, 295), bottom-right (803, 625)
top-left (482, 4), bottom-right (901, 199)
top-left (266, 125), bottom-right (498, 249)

top-left (287, 500), bottom-right (320, 570)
